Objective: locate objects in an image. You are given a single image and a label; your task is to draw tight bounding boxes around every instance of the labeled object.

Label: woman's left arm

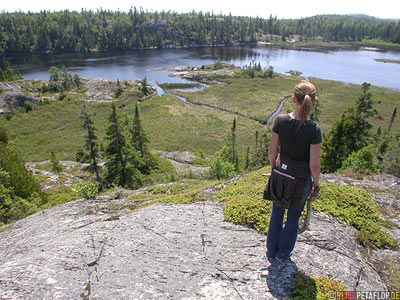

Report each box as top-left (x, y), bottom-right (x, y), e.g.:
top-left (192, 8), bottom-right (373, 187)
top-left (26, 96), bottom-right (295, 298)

top-left (268, 132), bottom-right (279, 168)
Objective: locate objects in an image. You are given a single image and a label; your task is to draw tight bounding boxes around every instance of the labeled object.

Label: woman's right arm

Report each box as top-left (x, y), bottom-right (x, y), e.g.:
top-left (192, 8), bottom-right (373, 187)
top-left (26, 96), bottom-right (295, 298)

top-left (310, 143), bottom-right (321, 200)
top-left (268, 132), bottom-right (279, 168)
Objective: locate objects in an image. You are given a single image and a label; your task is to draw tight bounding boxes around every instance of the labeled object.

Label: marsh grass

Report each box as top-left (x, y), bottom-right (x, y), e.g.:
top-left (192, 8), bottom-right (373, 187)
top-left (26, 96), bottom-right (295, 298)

top-left (159, 83), bottom-right (201, 90)
top-left (361, 39), bottom-right (400, 51)
top-left (375, 59), bottom-right (400, 65)
top-left (137, 95), bottom-right (266, 156)
top-left (0, 76), bottom-right (398, 163)
top-left (173, 76), bottom-right (297, 123)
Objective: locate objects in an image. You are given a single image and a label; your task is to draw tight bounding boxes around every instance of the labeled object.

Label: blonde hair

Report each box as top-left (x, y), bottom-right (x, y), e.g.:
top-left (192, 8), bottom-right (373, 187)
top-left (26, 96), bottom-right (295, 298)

top-left (294, 80), bottom-right (316, 123)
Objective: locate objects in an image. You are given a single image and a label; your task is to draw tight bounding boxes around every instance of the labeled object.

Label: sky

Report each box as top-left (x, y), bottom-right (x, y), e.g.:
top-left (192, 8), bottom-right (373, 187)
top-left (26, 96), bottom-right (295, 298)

top-left (2, 0), bottom-right (399, 20)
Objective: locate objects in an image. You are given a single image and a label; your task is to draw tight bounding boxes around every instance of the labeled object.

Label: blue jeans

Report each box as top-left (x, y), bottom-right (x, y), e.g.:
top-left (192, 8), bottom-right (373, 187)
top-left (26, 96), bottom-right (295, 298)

top-left (266, 177), bottom-right (313, 260)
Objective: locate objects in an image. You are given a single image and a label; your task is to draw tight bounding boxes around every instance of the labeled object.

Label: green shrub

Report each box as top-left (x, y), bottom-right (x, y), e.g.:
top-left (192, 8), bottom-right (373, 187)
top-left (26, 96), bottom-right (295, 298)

top-left (46, 186), bottom-right (79, 206)
top-left (153, 179), bottom-right (221, 205)
top-left (0, 169), bottom-right (43, 224)
top-left (0, 145), bottom-right (47, 224)
top-left (338, 145), bottom-right (379, 175)
top-left (207, 157), bottom-right (235, 180)
top-left (217, 167), bottom-right (397, 249)
top-left (218, 167), bottom-right (272, 233)
top-left (106, 184), bottom-right (123, 200)
top-left (0, 126), bottom-right (8, 144)
top-left (290, 271), bottom-right (347, 300)
top-left (24, 102), bottom-right (33, 113)
top-left (223, 195), bottom-right (271, 234)
top-left (314, 184), bottom-right (397, 249)
top-left (0, 144), bottom-right (44, 200)
top-left (72, 179), bottom-right (100, 200)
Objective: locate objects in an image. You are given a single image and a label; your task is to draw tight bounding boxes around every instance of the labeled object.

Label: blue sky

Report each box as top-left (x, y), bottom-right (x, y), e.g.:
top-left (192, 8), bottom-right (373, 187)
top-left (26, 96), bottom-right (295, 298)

top-left (2, 0), bottom-right (399, 20)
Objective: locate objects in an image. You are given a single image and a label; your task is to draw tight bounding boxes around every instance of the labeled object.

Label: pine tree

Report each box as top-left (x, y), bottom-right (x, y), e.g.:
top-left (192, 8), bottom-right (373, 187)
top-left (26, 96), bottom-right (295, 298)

top-left (50, 151), bottom-right (63, 173)
top-left (231, 118), bottom-right (237, 164)
top-left (105, 103), bottom-right (128, 187)
top-left (0, 144), bottom-right (44, 201)
top-left (0, 126), bottom-right (8, 145)
top-left (387, 107), bottom-right (397, 135)
top-left (255, 131), bottom-right (259, 150)
top-left (80, 103), bottom-right (101, 182)
top-left (250, 131), bottom-right (270, 169)
top-left (114, 79), bottom-right (123, 98)
top-left (321, 82), bottom-right (380, 172)
top-left (310, 100), bottom-right (321, 122)
top-left (0, 62), bottom-right (22, 81)
top-left (130, 103), bottom-right (149, 158)
top-left (128, 103), bottom-right (156, 175)
top-left (141, 77), bottom-right (150, 96)
top-left (245, 146), bottom-right (250, 169)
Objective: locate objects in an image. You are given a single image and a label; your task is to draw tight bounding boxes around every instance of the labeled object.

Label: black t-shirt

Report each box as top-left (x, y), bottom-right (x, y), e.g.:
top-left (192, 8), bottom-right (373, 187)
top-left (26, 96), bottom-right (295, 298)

top-left (272, 114), bottom-right (322, 163)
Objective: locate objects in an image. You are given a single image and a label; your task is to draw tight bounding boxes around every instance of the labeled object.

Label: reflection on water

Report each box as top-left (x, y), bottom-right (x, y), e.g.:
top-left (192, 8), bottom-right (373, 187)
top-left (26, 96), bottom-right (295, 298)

top-left (2, 46), bottom-right (400, 90)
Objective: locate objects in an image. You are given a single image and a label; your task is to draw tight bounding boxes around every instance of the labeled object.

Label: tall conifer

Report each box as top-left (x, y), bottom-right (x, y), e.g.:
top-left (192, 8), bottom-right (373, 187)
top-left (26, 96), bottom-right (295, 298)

top-left (130, 103), bottom-right (149, 158)
top-left (128, 103), bottom-right (157, 175)
top-left (231, 118), bottom-right (237, 164)
top-left (81, 103), bottom-right (101, 182)
top-left (105, 103), bottom-right (128, 187)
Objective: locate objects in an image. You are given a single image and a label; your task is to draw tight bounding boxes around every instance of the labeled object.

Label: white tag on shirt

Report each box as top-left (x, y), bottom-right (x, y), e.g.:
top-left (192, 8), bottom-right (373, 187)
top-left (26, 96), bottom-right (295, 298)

top-left (281, 164), bottom-right (287, 170)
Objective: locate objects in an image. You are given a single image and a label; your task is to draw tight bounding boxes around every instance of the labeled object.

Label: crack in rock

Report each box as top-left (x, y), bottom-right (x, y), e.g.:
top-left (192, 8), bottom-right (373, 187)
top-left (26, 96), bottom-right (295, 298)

top-left (81, 233), bottom-right (108, 299)
top-left (200, 203), bottom-right (246, 300)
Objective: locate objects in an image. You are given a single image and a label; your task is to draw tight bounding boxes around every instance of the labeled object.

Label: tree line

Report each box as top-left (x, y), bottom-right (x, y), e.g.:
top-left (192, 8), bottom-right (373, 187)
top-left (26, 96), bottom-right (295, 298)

top-left (0, 10), bottom-right (399, 55)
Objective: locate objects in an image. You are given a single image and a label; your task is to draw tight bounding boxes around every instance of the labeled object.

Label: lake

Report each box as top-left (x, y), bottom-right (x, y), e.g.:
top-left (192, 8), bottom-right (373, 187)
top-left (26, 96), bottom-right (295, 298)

top-left (4, 45), bottom-right (400, 92)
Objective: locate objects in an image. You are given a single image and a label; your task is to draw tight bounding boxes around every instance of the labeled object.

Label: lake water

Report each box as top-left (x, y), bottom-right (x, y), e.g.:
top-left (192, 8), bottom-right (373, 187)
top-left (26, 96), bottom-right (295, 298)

top-left (5, 45), bottom-right (400, 91)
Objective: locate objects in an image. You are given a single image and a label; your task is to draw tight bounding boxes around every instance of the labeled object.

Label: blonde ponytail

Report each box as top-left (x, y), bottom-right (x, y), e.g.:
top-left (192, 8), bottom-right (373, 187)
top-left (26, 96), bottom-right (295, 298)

top-left (294, 80), bottom-right (316, 124)
top-left (300, 94), bottom-right (312, 123)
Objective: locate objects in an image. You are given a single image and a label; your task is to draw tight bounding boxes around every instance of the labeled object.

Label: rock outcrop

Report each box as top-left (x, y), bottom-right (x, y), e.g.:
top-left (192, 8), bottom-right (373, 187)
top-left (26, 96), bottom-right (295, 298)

top-left (0, 196), bottom-right (390, 300)
top-left (0, 81), bottom-right (38, 112)
top-left (160, 151), bottom-right (209, 179)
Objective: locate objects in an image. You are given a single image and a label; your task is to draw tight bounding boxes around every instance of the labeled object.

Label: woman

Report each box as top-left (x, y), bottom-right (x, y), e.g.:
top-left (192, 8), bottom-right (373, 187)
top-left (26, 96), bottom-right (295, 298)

top-left (266, 80), bottom-right (321, 261)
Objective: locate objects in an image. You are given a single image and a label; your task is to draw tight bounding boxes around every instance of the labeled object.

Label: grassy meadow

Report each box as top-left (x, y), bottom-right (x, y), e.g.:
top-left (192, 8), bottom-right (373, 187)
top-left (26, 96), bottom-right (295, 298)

top-left (171, 76), bottom-right (298, 123)
top-left (1, 73), bottom-right (399, 162)
top-left (172, 75), bottom-right (400, 134)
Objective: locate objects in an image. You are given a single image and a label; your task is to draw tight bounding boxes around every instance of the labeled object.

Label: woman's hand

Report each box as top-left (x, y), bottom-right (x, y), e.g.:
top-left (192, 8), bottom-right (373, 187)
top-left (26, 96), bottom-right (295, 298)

top-left (275, 154), bottom-right (281, 169)
top-left (310, 184), bottom-right (319, 201)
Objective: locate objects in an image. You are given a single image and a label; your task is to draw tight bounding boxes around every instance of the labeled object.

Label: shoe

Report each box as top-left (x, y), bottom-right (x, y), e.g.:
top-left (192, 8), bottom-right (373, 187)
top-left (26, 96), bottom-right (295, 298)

top-left (267, 256), bottom-right (275, 263)
top-left (275, 257), bottom-right (291, 263)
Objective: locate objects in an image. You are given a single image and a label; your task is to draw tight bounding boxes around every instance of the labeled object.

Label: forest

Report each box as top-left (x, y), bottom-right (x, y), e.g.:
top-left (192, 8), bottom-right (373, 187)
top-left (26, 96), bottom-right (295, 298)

top-left (0, 9), bottom-right (400, 54)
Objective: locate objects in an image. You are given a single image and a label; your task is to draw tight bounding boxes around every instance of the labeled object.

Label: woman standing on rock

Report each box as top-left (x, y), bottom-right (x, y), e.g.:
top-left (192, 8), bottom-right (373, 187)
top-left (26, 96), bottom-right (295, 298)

top-left (265, 80), bottom-right (321, 261)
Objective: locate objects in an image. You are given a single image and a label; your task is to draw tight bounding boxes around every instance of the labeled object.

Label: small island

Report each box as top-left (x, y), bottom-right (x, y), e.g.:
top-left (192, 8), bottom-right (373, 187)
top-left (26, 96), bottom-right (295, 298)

top-left (375, 58), bottom-right (400, 64)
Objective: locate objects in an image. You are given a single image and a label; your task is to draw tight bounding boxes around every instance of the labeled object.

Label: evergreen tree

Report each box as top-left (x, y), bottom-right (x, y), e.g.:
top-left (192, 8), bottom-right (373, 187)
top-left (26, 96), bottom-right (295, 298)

top-left (0, 62), bottom-right (22, 81)
top-left (50, 151), bottom-right (63, 173)
top-left (128, 103), bottom-right (157, 175)
top-left (0, 126), bottom-right (8, 145)
top-left (387, 107), bottom-right (397, 135)
top-left (0, 144), bottom-right (45, 203)
top-left (140, 77), bottom-right (150, 96)
top-left (114, 79), bottom-right (123, 98)
top-left (130, 103), bottom-right (149, 158)
top-left (231, 118), bottom-right (237, 164)
top-left (321, 82), bottom-right (380, 172)
top-left (105, 103), bottom-right (128, 187)
top-left (80, 103), bottom-right (101, 182)
top-left (255, 130), bottom-right (259, 150)
top-left (250, 131), bottom-right (270, 169)
top-left (245, 146), bottom-right (250, 169)
top-left (49, 66), bottom-right (60, 82)
top-left (310, 100), bottom-right (321, 122)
